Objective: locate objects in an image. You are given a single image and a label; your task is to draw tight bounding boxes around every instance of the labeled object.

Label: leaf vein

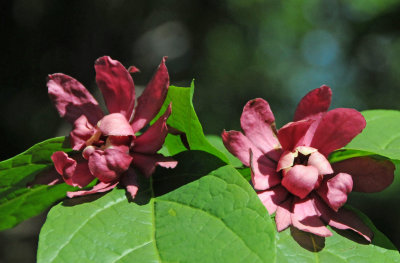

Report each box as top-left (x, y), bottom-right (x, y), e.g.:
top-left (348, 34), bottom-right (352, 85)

top-left (156, 199), bottom-right (264, 262)
top-left (47, 195), bottom-right (126, 262)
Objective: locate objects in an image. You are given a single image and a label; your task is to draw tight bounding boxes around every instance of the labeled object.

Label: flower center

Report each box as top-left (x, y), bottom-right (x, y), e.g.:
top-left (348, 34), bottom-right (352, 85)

top-left (278, 146), bottom-right (334, 199)
top-left (293, 152), bottom-right (310, 166)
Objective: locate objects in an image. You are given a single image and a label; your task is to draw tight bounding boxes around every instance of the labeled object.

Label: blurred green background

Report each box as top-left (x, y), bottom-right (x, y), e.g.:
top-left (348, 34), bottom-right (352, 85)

top-left (0, 0), bottom-right (400, 261)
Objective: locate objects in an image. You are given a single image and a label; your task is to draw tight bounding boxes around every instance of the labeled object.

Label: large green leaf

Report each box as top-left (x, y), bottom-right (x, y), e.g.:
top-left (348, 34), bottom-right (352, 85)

top-left (330, 110), bottom-right (400, 163)
top-left (156, 82), bottom-right (230, 163)
top-left (37, 151), bottom-right (276, 263)
top-left (0, 137), bottom-right (73, 230)
top-left (274, 205), bottom-right (400, 263)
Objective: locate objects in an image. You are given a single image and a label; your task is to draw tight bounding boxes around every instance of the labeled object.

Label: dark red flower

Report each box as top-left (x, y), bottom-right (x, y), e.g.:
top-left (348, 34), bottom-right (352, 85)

top-left (48, 56), bottom-right (177, 198)
top-left (222, 85), bottom-right (394, 240)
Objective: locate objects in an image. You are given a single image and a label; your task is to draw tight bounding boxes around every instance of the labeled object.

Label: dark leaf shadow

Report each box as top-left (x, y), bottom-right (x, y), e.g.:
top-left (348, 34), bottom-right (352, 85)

top-left (331, 228), bottom-right (370, 245)
top-left (62, 150), bottom-right (226, 207)
top-left (62, 192), bottom-right (105, 206)
top-left (290, 226), bottom-right (325, 252)
top-left (151, 150), bottom-right (225, 197)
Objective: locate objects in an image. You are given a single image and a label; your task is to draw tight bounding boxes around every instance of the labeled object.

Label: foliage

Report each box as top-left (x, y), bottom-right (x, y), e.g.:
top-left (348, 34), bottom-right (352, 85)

top-left (1, 84), bottom-right (400, 262)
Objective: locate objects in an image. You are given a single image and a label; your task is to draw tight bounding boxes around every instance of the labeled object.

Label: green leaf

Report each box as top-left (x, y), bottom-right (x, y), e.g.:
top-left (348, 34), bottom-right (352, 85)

top-left (37, 151), bottom-right (276, 263)
top-left (275, 208), bottom-right (400, 263)
top-left (330, 110), bottom-right (400, 163)
top-left (155, 82), bottom-right (230, 163)
top-left (0, 137), bottom-right (73, 230)
top-left (206, 134), bottom-right (243, 167)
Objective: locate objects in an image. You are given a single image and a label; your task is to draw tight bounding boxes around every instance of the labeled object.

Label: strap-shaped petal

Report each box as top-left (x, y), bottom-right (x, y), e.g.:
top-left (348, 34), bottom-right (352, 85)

top-left (275, 198), bottom-right (293, 232)
top-left (317, 173), bottom-right (353, 211)
top-left (310, 108), bottom-right (366, 156)
top-left (331, 157), bottom-right (394, 193)
top-left (291, 197), bottom-right (332, 237)
top-left (48, 73), bottom-right (104, 125)
top-left (67, 181), bottom-right (118, 198)
top-left (294, 85), bottom-right (332, 121)
top-left (95, 56), bottom-right (136, 119)
top-left (222, 130), bottom-right (258, 167)
top-left (240, 98), bottom-right (281, 161)
top-left (314, 196), bottom-right (373, 242)
top-left (250, 149), bottom-right (281, 190)
top-left (132, 104), bottom-right (171, 154)
top-left (131, 57), bottom-right (169, 132)
top-left (51, 151), bottom-right (94, 188)
top-left (278, 120), bottom-right (313, 151)
top-left (257, 185), bottom-right (289, 215)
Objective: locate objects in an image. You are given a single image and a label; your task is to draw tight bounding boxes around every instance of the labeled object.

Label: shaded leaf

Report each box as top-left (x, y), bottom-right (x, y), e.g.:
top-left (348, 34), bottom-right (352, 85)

top-left (206, 134), bottom-right (243, 167)
top-left (0, 137), bottom-right (73, 230)
top-left (37, 151), bottom-right (276, 263)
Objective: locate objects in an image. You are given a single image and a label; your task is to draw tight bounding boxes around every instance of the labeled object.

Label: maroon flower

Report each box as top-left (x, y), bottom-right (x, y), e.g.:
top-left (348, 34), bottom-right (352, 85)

top-left (48, 56), bottom-right (177, 198)
top-left (222, 85), bottom-right (394, 240)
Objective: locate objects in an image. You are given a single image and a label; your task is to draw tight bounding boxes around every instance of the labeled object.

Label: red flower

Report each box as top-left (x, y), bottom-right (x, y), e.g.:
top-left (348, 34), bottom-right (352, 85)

top-left (222, 85), bottom-right (394, 240)
top-left (48, 56), bottom-right (177, 198)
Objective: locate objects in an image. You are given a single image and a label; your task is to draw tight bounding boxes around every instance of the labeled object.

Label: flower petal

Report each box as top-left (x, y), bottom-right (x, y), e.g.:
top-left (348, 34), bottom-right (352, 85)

top-left (275, 198), bottom-right (293, 232)
top-left (51, 151), bottom-right (94, 188)
top-left (132, 104), bottom-right (171, 154)
top-left (257, 185), bottom-right (289, 215)
top-left (310, 108), bottom-right (366, 156)
top-left (222, 130), bottom-right (259, 166)
top-left (95, 56), bottom-right (136, 119)
top-left (278, 120), bottom-right (313, 151)
top-left (294, 85), bottom-right (332, 121)
top-left (308, 151), bottom-right (333, 175)
top-left (331, 157), bottom-right (394, 193)
top-left (281, 165), bottom-right (319, 199)
top-left (67, 181), bottom-right (118, 198)
top-left (70, 115), bottom-right (95, 150)
top-left (120, 168), bottom-right (139, 199)
top-left (240, 98), bottom-right (281, 161)
top-left (88, 148), bottom-right (133, 183)
top-left (131, 57), bottom-right (169, 132)
top-left (47, 73), bottom-right (104, 125)
top-left (291, 197), bottom-right (332, 237)
top-left (317, 173), bottom-right (353, 211)
top-left (301, 112), bottom-right (325, 146)
top-left (276, 151), bottom-right (296, 172)
top-left (98, 113), bottom-right (134, 136)
top-left (131, 153), bottom-right (177, 177)
top-left (250, 149), bottom-right (281, 190)
top-left (314, 197), bottom-right (373, 242)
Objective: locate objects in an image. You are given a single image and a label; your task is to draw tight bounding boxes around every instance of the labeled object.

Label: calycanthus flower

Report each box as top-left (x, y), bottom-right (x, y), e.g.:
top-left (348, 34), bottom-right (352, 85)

top-left (222, 85), bottom-right (394, 241)
top-left (48, 56), bottom-right (177, 198)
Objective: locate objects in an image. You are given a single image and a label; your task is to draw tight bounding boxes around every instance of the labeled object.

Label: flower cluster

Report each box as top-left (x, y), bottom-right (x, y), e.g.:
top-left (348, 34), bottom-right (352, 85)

top-left (48, 56), bottom-right (176, 198)
top-left (222, 86), bottom-right (394, 240)
top-left (47, 55), bottom-right (394, 242)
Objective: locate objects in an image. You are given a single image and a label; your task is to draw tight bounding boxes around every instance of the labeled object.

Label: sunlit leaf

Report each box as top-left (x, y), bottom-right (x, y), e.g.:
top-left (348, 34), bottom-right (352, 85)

top-left (275, 207), bottom-right (400, 263)
top-left (330, 110), bottom-right (400, 163)
top-left (37, 151), bottom-right (276, 263)
top-left (155, 82), bottom-right (230, 163)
